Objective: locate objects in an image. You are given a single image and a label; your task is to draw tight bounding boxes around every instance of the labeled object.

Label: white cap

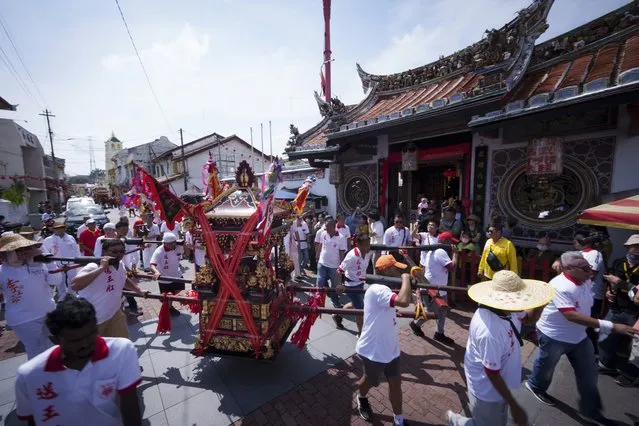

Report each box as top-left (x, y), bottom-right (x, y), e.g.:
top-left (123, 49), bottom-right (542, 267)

top-left (86, 219), bottom-right (96, 224)
top-left (162, 232), bottom-right (177, 243)
top-left (103, 223), bottom-right (116, 230)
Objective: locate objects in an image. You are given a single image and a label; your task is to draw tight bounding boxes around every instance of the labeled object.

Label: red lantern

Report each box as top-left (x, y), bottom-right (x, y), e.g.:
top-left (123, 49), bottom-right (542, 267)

top-left (443, 168), bottom-right (457, 182)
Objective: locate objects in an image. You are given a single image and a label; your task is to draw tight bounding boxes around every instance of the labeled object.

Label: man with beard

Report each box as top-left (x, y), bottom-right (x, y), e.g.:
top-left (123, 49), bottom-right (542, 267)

top-left (42, 219), bottom-right (81, 299)
top-left (150, 233), bottom-right (184, 316)
top-left (15, 297), bottom-right (142, 425)
top-left (72, 239), bottom-right (148, 338)
top-left (0, 233), bottom-right (59, 359)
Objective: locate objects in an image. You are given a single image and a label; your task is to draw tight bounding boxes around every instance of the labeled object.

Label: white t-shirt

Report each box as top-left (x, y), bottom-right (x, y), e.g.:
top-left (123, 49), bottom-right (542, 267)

top-left (424, 248), bottom-right (452, 295)
top-left (150, 245), bottom-right (182, 281)
top-left (0, 264), bottom-right (55, 326)
top-left (291, 222), bottom-right (310, 250)
top-left (161, 221), bottom-right (181, 235)
top-left (93, 235), bottom-right (114, 258)
top-left (338, 248), bottom-right (372, 286)
top-left (314, 230), bottom-right (347, 269)
top-left (417, 232), bottom-right (439, 268)
top-left (536, 273), bottom-right (594, 344)
top-left (383, 226), bottom-right (410, 248)
top-left (76, 224), bottom-right (87, 239)
top-left (464, 308), bottom-right (523, 403)
top-left (581, 248), bottom-right (605, 300)
top-left (369, 221), bottom-right (384, 245)
top-left (15, 337), bottom-right (142, 426)
top-left (336, 224), bottom-right (351, 240)
top-left (356, 284), bottom-right (400, 363)
top-left (77, 262), bottom-right (127, 325)
top-left (123, 230), bottom-right (138, 270)
top-left (185, 231), bottom-right (206, 266)
top-left (43, 234), bottom-right (81, 259)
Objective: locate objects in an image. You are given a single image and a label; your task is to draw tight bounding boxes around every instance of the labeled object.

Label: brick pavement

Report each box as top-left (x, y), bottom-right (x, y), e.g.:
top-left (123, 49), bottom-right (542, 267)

top-left (233, 304), bottom-right (539, 426)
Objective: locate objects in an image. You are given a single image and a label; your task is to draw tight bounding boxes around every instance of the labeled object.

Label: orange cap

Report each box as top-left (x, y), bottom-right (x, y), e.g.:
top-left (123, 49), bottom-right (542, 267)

top-left (375, 254), bottom-right (408, 272)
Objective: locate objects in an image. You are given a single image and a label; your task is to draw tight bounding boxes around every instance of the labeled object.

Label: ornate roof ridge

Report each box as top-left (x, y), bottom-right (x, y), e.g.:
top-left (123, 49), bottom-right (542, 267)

top-left (356, 0), bottom-right (553, 93)
top-left (529, 26), bottom-right (639, 72)
top-left (530, 2), bottom-right (639, 67)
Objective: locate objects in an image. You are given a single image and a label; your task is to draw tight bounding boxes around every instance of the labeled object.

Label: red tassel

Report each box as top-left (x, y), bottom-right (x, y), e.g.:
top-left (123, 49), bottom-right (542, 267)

top-left (289, 290), bottom-right (326, 349)
top-left (156, 293), bottom-right (172, 334)
top-left (179, 290), bottom-right (200, 314)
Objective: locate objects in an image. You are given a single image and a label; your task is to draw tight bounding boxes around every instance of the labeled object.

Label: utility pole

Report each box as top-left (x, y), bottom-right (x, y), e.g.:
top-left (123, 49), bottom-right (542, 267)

top-left (179, 128), bottom-right (187, 191)
top-left (39, 109), bottom-right (60, 207)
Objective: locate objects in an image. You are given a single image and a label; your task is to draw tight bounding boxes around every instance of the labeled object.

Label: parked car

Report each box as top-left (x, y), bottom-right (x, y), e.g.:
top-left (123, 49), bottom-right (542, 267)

top-left (64, 204), bottom-right (109, 235)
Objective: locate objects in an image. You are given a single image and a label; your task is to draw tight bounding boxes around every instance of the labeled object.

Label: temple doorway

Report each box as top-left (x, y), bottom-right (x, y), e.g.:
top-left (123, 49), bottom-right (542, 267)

top-left (413, 161), bottom-right (461, 210)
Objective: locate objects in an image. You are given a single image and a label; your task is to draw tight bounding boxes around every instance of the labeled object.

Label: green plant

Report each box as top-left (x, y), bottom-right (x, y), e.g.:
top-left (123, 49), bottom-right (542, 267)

top-left (1, 179), bottom-right (26, 206)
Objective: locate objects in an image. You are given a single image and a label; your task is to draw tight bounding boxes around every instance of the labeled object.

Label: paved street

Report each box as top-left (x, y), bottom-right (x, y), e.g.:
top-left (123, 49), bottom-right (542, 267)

top-left (0, 212), bottom-right (637, 424)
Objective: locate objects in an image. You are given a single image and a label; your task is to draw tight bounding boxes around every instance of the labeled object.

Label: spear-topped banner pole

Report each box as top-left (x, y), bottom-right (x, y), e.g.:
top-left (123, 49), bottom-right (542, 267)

top-left (250, 126), bottom-right (254, 171)
top-left (269, 120), bottom-right (273, 158)
top-left (260, 122), bottom-right (265, 174)
top-left (323, 0), bottom-right (332, 102)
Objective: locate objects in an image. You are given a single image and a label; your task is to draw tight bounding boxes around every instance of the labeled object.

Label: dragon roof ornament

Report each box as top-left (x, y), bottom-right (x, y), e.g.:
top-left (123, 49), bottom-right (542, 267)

top-left (356, 0), bottom-right (554, 93)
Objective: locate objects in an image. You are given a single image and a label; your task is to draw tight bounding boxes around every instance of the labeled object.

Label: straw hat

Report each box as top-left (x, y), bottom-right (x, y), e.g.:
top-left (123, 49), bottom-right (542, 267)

top-left (0, 233), bottom-right (42, 252)
top-left (466, 214), bottom-right (481, 223)
top-left (468, 270), bottom-right (554, 311)
top-left (19, 226), bottom-right (36, 236)
top-left (52, 219), bottom-right (66, 229)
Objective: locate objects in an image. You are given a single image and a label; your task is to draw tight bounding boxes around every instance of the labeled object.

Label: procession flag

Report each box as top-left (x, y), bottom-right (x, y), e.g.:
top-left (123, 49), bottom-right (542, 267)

top-left (134, 165), bottom-right (186, 230)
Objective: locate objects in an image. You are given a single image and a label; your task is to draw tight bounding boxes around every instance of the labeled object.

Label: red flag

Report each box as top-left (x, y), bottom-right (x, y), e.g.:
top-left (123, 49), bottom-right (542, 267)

top-left (320, 68), bottom-right (326, 96)
top-left (136, 166), bottom-right (186, 230)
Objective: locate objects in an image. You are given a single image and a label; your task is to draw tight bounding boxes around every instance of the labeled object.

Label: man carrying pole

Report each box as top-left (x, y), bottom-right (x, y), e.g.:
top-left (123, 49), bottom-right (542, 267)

top-left (355, 254), bottom-right (413, 426)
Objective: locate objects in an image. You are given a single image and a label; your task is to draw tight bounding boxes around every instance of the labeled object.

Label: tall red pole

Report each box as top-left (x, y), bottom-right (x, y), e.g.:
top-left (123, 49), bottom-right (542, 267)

top-left (323, 0), bottom-right (332, 102)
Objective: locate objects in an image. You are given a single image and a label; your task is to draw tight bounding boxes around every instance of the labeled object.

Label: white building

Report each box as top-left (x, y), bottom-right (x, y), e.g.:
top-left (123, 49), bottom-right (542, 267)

top-left (107, 135), bottom-right (177, 195)
top-left (0, 118), bottom-right (49, 213)
top-left (152, 132), bottom-right (275, 196)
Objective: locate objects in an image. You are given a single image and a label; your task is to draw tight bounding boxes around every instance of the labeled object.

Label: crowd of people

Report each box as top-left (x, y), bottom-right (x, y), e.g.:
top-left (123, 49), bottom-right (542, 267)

top-left (283, 195), bottom-right (639, 426)
top-left (0, 192), bottom-right (638, 425)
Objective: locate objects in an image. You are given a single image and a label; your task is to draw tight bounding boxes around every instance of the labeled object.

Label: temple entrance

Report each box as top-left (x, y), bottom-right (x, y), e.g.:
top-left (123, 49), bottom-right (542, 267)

top-left (413, 161), bottom-right (460, 210)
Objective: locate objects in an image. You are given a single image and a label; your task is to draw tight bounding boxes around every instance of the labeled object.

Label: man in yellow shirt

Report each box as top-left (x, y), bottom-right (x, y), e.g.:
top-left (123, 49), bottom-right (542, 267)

top-left (478, 225), bottom-right (519, 280)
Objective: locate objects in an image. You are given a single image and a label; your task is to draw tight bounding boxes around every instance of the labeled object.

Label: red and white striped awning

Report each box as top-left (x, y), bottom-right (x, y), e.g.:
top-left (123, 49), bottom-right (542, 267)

top-left (578, 195), bottom-right (639, 230)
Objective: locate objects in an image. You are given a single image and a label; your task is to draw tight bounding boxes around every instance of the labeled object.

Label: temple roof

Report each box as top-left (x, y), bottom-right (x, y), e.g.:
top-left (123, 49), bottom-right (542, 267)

top-left (471, 3), bottom-right (639, 125)
top-left (0, 95), bottom-right (16, 111)
top-left (293, 0), bottom-right (554, 150)
top-left (292, 0), bottom-right (639, 151)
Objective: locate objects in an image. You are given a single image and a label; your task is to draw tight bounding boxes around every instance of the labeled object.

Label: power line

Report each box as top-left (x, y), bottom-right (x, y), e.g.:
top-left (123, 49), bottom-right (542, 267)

top-left (113, 0), bottom-right (173, 134)
top-left (0, 43), bottom-right (41, 108)
top-left (0, 12), bottom-right (47, 107)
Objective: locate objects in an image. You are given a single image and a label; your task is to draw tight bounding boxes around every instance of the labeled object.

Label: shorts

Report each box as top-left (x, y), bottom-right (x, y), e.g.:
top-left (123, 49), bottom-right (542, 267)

top-left (159, 281), bottom-right (185, 294)
top-left (98, 309), bottom-right (128, 339)
top-left (346, 283), bottom-right (365, 309)
top-left (359, 354), bottom-right (400, 387)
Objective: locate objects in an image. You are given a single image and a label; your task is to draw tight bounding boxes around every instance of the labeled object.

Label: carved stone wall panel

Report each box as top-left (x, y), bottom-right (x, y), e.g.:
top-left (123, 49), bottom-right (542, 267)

top-left (490, 136), bottom-right (615, 242)
top-left (337, 163), bottom-right (378, 214)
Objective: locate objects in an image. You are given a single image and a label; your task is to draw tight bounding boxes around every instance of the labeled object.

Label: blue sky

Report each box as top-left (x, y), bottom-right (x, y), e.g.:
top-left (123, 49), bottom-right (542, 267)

top-left (0, 0), bottom-right (630, 175)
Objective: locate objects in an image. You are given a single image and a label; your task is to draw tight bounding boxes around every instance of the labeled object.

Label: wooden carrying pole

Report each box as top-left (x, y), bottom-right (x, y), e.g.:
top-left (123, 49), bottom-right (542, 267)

top-left (119, 291), bottom-right (436, 319)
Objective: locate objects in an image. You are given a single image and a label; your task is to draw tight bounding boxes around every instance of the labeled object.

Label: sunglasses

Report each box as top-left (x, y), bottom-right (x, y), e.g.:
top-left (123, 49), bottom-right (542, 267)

top-left (569, 265), bottom-right (591, 272)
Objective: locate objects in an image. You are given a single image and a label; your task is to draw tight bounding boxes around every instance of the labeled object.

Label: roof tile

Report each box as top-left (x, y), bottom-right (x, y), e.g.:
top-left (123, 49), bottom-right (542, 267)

top-left (585, 44), bottom-right (619, 83)
top-left (533, 62), bottom-right (570, 95)
top-left (619, 35), bottom-right (639, 73)
top-left (556, 54), bottom-right (593, 89)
